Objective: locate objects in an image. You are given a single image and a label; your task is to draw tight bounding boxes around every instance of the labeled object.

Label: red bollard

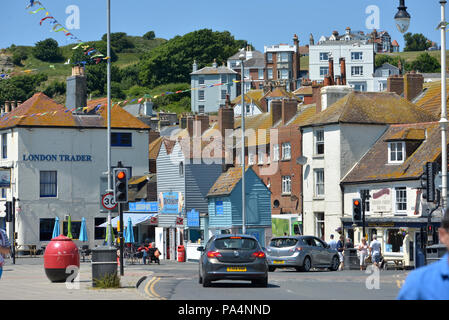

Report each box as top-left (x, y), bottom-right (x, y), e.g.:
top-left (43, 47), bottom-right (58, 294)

top-left (43, 235), bottom-right (80, 282)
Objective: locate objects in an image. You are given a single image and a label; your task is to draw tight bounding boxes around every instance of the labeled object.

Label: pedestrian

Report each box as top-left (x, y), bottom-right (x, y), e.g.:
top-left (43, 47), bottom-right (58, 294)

top-left (358, 238), bottom-right (369, 271)
top-left (0, 228), bottom-right (11, 280)
top-left (137, 242), bottom-right (149, 265)
top-left (369, 234), bottom-right (382, 269)
top-left (328, 234), bottom-right (337, 250)
top-left (345, 237), bottom-right (354, 249)
top-left (397, 213), bottom-right (449, 300)
top-left (337, 235), bottom-right (345, 270)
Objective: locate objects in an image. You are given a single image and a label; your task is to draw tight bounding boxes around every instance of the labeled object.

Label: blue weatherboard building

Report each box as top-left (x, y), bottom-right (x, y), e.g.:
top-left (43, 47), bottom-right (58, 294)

top-left (206, 166), bottom-right (272, 246)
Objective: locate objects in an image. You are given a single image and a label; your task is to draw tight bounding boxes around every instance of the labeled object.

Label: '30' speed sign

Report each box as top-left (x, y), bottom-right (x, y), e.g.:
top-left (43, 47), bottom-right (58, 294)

top-left (101, 192), bottom-right (118, 210)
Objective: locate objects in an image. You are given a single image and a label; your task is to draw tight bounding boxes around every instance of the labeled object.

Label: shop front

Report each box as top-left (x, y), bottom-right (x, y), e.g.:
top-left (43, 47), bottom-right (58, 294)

top-left (341, 217), bottom-right (442, 268)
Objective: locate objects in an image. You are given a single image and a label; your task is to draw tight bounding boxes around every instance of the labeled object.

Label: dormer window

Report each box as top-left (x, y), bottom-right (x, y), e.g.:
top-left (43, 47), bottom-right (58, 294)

top-left (388, 142), bottom-right (405, 164)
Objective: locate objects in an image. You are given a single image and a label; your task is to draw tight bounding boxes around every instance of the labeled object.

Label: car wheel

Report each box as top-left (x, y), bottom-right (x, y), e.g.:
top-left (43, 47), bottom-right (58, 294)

top-left (330, 256), bottom-right (340, 271)
top-left (202, 275), bottom-right (211, 287)
top-left (300, 256), bottom-right (311, 272)
top-left (252, 277), bottom-right (268, 287)
top-left (268, 266), bottom-right (276, 272)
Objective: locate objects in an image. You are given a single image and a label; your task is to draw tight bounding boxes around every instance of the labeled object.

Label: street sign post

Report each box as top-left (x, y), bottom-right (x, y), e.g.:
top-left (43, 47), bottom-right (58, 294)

top-left (101, 192), bottom-right (117, 211)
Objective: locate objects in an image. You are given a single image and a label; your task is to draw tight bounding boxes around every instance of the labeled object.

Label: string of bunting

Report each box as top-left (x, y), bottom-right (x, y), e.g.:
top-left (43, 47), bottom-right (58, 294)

top-left (0, 78), bottom-right (267, 121)
top-left (26, 0), bottom-right (109, 66)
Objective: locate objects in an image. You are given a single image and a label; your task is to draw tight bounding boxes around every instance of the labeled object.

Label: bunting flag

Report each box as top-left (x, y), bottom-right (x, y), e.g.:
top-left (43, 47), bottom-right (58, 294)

top-left (26, 0), bottom-right (106, 66)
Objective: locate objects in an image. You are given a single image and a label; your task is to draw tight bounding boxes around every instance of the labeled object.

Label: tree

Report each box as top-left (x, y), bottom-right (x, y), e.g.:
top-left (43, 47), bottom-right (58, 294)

top-left (375, 54), bottom-right (406, 69)
top-left (138, 29), bottom-right (249, 87)
top-left (404, 33), bottom-right (432, 52)
top-left (143, 31), bottom-right (156, 40)
top-left (11, 47), bottom-right (28, 66)
top-left (409, 52), bottom-right (440, 73)
top-left (85, 63), bottom-right (121, 96)
top-left (32, 38), bottom-right (64, 62)
top-left (0, 73), bottom-right (48, 105)
top-left (101, 32), bottom-right (134, 53)
top-left (43, 80), bottom-right (66, 98)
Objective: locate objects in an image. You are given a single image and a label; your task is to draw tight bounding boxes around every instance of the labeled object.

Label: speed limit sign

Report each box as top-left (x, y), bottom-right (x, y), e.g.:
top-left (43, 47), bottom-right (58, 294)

top-left (102, 192), bottom-right (118, 210)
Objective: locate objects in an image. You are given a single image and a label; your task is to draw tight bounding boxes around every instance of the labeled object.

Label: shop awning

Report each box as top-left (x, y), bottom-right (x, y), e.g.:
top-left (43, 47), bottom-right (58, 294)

top-left (98, 213), bottom-right (158, 228)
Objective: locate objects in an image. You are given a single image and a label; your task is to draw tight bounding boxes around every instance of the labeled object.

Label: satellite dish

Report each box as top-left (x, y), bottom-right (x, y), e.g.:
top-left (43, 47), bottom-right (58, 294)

top-left (296, 156), bottom-right (308, 165)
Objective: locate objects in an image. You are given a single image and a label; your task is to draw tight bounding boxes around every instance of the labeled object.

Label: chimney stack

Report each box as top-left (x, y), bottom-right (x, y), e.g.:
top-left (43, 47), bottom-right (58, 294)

top-left (404, 72), bottom-right (424, 102)
top-left (192, 60), bottom-right (198, 72)
top-left (271, 100), bottom-right (282, 126)
top-left (292, 34), bottom-right (300, 91)
top-left (312, 83), bottom-right (323, 113)
top-left (195, 114), bottom-right (210, 136)
top-left (387, 75), bottom-right (404, 96)
top-left (66, 66), bottom-right (87, 113)
top-left (218, 103), bottom-right (234, 139)
top-left (4, 101), bottom-right (11, 113)
top-left (186, 116), bottom-right (194, 138)
top-left (282, 99), bottom-right (298, 125)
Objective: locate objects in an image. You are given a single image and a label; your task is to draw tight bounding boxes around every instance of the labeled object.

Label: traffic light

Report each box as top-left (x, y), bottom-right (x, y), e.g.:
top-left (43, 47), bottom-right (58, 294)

top-left (5, 201), bottom-right (12, 222)
top-left (352, 198), bottom-right (362, 222)
top-left (421, 162), bottom-right (438, 202)
top-left (113, 168), bottom-right (128, 203)
top-left (427, 224), bottom-right (434, 237)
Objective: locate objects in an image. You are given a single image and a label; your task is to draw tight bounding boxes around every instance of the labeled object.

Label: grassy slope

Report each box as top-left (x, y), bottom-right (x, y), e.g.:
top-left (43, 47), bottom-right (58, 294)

top-left (377, 50), bottom-right (449, 67)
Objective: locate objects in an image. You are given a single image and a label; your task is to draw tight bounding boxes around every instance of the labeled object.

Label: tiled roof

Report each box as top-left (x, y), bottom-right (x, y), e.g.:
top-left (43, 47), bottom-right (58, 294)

top-left (414, 80), bottom-right (449, 118)
top-left (288, 104), bottom-right (317, 127)
top-left (191, 66), bottom-right (238, 75)
top-left (342, 122), bottom-right (443, 184)
top-left (293, 86), bottom-right (313, 96)
top-left (228, 50), bottom-right (264, 60)
top-left (149, 136), bottom-right (163, 159)
top-left (234, 113), bottom-right (274, 147)
top-left (0, 93), bottom-right (150, 130)
top-left (207, 166), bottom-right (251, 197)
top-left (231, 89), bottom-right (264, 108)
top-left (265, 87), bottom-right (298, 99)
top-left (302, 91), bottom-right (437, 127)
top-left (392, 40), bottom-right (399, 46)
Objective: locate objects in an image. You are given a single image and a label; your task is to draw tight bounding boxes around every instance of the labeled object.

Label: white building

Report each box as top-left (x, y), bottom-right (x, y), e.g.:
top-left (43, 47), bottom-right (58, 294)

top-left (341, 122), bottom-right (443, 268)
top-left (309, 27), bottom-right (376, 92)
top-left (0, 93), bottom-right (150, 251)
top-left (301, 91), bottom-right (436, 243)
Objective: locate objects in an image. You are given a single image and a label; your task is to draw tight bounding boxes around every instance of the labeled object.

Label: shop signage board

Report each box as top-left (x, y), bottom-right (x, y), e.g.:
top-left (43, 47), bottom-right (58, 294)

top-left (129, 201), bottom-right (158, 212)
top-left (371, 188), bottom-right (392, 213)
top-left (159, 192), bottom-right (183, 214)
top-left (216, 201), bottom-right (224, 215)
top-left (187, 209), bottom-right (200, 227)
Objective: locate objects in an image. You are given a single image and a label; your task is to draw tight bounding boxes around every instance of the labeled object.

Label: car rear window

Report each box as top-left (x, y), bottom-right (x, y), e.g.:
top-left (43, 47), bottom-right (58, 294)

top-left (214, 237), bottom-right (258, 250)
top-left (270, 238), bottom-right (298, 248)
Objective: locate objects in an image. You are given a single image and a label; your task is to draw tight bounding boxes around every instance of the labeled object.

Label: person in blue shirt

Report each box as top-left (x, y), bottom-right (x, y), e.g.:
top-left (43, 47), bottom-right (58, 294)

top-left (397, 213), bottom-right (449, 300)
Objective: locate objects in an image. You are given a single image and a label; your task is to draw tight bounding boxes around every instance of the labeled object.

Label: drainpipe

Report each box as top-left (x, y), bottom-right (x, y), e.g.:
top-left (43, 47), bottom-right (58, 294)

top-left (340, 183), bottom-right (345, 238)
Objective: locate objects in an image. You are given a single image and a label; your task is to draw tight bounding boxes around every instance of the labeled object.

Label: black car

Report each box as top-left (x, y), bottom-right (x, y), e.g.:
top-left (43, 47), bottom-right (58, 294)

top-left (198, 234), bottom-right (268, 287)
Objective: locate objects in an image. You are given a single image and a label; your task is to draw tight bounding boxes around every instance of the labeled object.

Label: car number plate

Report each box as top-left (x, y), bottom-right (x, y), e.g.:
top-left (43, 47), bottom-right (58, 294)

top-left (273, 260), bottom-right (284, 264)
top-left (227, 267), bottom-right (247, 272)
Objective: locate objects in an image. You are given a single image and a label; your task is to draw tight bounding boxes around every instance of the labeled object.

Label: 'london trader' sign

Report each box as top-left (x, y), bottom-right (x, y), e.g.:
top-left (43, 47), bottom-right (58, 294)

top-left (22, 154), bottom-right (93, 162)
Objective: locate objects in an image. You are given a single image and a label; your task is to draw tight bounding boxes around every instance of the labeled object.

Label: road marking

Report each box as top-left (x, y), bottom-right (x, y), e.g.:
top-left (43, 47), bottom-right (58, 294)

top-left (396, 280), bottom-right (405, 288)
top-left (144, 276), bottom-right (167, 300)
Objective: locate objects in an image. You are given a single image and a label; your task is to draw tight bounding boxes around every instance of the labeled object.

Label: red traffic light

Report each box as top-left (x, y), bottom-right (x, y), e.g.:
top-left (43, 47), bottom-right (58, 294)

top-left (353, 200), bottom-right (360, 206)
top-left (117, 171), bottom-right (126, 180)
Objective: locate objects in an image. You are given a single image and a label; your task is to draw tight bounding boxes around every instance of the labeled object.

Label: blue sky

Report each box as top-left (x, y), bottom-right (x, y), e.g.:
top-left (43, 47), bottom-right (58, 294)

top-left (0, 0), bottom-right (444, 52)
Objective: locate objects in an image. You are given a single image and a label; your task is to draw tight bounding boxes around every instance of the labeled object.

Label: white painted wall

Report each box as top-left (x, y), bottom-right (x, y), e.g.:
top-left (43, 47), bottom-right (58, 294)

top-left (0, 126), bottom-right (149, 249)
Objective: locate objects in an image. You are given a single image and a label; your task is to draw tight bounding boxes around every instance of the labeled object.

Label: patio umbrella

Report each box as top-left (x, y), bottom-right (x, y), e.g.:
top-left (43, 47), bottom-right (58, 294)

top-left (52, 217), bottom-right (60, 239)
top-left (105, 222), bottom-right (115, 245)
top-left (67, 215), bottom-right (73, 239)
top-left (79, 217), bottom-right (88, 242)
top-left (124, 217), bottom-right (134, 244)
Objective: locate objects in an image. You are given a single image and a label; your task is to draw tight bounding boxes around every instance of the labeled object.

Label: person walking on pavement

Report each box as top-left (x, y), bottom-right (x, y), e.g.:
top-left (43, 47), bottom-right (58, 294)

top-left (0, 228), bottom-right (11, 280)
top-left (370, 234), bottom-right (382, 269)
top-left (137, 243), bottom-right (149, 265)
top-left (337, 235), bottom-right (345, 270)
top-left (328, 234), bottom-right (337, 250)
top-left (345, 237), bottom-right (354, 249)
top-left (398, 213), bottom-right (449, 300)
top-left (358, 238), bottom-right (369, 271)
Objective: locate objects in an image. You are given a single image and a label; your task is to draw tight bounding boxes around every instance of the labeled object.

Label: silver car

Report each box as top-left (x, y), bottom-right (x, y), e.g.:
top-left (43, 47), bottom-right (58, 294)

top-left (266, 236), bottom-right (340, 272)
top-left (198, 234), bottom-right (268, 287)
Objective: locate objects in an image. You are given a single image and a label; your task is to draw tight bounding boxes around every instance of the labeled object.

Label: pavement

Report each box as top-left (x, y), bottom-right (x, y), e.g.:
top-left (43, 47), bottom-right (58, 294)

top-left (0, 256), bottom-right (410, 300)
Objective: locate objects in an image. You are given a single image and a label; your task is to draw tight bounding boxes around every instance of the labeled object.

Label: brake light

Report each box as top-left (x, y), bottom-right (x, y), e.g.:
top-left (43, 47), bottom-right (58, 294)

top-left (207, 251), bottom-right (222, 258)
top-left (289, 247), bottom-right (303, 253)
top-left (230, 237), bottom-right (242, 239)
top-left (252, 251), bottom-right (266, 258)
top-left (296, 247), bottom-right (303, 251)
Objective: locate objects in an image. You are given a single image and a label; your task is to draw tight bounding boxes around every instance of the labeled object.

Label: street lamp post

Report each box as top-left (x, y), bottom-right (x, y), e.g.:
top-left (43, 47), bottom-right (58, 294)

top-left (239, 53), bottom-right (246, 235)
top-left (394, 0), bottom-right (448, 214)
top-left (106, 0), bottom-right (113, 246)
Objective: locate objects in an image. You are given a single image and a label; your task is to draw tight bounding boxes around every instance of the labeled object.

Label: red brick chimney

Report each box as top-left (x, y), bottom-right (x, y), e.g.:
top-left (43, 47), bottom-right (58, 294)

top-left (218, 105), bottom-right (234, 139)
top-left (186, 116), bottom-right (194, 137)
top-left (312, 83), bottom-right (323, 113)
top-left (324, 75), bottom-right (332, 86)
top-left (292, 34), bottom-right (300, 91)
top-left (271, 100), bottom-right (282, 125)
top-left (195, 114), bottom-right (210, 136)
top-left (149, 130), bottom-right (160, 145)
top-left (387, 75), bottom-right (404, 96)
top-left (404, 72), bottom-right (424, 101)
top-left (282, 99), bottom-right (298, 125)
